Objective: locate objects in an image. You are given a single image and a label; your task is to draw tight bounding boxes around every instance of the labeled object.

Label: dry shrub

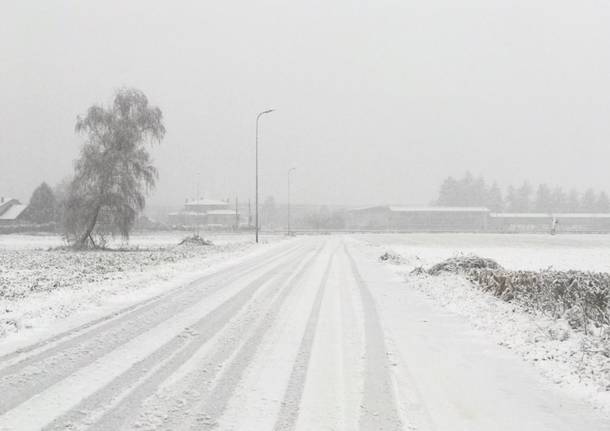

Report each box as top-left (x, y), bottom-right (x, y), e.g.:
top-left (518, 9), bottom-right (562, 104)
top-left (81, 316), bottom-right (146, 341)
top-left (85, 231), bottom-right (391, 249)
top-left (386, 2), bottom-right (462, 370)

top-left (468, 268), bottom-right (610, 334)
top-left (427, 255), bottom-right (610, 335)
top-left (379, 252), bottom-right (404, 264)
top-left (427, 254), bottom-right (503, 275)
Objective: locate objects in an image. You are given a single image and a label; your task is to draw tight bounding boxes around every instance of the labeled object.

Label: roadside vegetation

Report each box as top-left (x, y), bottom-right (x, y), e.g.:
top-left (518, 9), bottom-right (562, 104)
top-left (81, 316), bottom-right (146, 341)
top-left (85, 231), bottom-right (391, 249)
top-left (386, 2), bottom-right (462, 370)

top-left (423, 254), bottom-right (610, 338)
top-left (389, 252), bottom-right (610, 397)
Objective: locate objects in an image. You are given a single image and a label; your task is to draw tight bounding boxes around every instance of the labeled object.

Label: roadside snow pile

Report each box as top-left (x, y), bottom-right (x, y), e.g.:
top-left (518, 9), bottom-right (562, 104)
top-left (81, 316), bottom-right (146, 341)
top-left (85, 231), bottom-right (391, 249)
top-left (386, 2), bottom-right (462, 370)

top-left (177, 234), bottom-right (214, 246)
top-left (426, 254), bottom-right (503, 275)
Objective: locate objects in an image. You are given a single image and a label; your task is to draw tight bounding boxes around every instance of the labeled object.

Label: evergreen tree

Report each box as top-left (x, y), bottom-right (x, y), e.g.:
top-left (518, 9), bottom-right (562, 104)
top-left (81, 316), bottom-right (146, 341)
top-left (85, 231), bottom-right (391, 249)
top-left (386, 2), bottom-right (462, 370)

top-left (515, 181), bottom-right (533, 212)
top-left (472, 175), bottom-right (487, 206)
top-left (596, 191), bottom-right (610, 212)
top-left (486, 182), bottom-right (504, 212)
top-left (581, 188), bottom-right (597, 212)
top-left (21, 182), bottom-right (57, 224)
top-left (550, 186), bottom-right (567, 212)
top-left (534, 183), bottom-right (553, 213)
top-left (458, 171), bottom-right (475, 206)
top-left (434, 174), bottom-right (610, 214)
top-left (566, 189), bottom-right (580, 213)
top-left (436, 176), bottom-right (459, 206)
top-left (505, 185), bottom-right (519, 212)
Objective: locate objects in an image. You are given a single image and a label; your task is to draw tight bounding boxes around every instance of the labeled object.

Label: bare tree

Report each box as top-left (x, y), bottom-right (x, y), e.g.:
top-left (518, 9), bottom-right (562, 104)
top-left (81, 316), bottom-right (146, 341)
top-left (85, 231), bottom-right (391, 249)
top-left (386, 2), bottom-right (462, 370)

top-left (63, 88), bottom-right (165, 248)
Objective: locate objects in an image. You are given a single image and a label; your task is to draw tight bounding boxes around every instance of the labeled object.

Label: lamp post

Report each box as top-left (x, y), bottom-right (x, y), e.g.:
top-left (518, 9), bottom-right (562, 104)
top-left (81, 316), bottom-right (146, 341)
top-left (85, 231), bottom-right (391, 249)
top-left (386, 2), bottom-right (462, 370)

top-left (195, 172), bottom-right (200, 238)
top-left (255, 109), bottom-right (274, 243)
top-left (287, 167), bottom-right (295, 235)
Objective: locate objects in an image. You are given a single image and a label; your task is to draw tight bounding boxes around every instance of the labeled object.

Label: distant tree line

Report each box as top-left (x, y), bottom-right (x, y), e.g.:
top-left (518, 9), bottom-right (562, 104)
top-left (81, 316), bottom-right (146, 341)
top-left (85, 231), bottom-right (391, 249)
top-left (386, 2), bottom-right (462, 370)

top-left (436, 172), bottom-right (610, 213)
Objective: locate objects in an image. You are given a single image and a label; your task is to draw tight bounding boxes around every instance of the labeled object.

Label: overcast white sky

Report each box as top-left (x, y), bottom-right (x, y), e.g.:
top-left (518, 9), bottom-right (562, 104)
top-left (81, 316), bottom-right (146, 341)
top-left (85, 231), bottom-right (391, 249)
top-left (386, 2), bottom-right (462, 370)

top-left (2, 0), bottom-right (610, 207)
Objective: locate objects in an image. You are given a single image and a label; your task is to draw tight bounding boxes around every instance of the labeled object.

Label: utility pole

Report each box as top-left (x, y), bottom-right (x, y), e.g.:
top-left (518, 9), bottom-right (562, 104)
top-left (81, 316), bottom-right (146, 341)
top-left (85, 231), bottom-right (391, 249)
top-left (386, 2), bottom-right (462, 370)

top-left (255, 109), bottom-right (274, 243)
top-left (195, 172), bottom-right (200, 238)
top-left (288, 167), bottom-right (295, 235)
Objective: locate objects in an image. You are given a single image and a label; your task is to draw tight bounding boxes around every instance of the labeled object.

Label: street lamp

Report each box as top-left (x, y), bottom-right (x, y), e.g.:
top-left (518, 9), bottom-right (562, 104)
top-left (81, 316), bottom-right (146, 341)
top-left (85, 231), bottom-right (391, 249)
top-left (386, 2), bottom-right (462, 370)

top-left (287, 167), bottom-right (296, 235)
top-left (255, 109), bottom-right (274, 243)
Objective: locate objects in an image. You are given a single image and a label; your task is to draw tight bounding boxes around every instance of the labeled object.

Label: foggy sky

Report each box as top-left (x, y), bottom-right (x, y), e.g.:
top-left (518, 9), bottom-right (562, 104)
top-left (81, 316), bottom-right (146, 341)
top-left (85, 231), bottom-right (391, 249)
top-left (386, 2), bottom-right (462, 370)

top-left (2, 0), bottom-right (610, 208)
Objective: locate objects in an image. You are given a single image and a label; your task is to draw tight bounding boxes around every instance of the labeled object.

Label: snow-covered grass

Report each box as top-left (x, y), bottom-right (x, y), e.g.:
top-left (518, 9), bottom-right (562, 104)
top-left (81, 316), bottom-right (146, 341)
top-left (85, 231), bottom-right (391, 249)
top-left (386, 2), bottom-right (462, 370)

top-left (0, 231), bottom-right (258, 250)
top-left (359, 233), bottom-right (610, 412)
top-left (0, 232), bottom-right (283, 349)
top-left (361, 232), bottom-right (610, 272)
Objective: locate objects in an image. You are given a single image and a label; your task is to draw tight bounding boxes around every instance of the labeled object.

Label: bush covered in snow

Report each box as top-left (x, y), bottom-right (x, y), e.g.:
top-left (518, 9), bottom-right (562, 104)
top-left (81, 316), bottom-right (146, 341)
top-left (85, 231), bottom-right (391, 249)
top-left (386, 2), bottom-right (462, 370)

top-left (426, 254), bottom-right (503, 275)
top-left (467, 268), bottom-right (610, 335)
top-left (177, 234), bottom-right (214, 246)
top-left (426, 254), bottom-right (610, 336)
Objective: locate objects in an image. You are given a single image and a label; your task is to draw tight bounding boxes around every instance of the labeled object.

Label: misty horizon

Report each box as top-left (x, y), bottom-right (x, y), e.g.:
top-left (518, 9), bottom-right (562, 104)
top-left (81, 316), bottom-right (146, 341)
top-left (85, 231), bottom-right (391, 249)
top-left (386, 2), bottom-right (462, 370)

top-left (3, 1), bottom-right (610, 208)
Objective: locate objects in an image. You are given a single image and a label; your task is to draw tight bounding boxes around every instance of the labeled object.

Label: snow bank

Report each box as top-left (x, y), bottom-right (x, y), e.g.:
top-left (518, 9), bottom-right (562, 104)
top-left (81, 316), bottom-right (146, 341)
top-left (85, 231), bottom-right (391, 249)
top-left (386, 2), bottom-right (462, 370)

top-left (363, 234), bottom-right (610, 412)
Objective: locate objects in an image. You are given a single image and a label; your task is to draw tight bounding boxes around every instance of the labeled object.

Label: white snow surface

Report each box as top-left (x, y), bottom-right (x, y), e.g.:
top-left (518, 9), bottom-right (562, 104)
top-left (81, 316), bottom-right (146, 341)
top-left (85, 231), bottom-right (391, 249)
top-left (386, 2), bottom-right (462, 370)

top-left (361, 232), bottom-right (610, 271)
top-left (0, 234), bottom-right (609, 430)
top-left (0, 232), bottom-right (283, 353)
top-left (358, 233), bottom-right (610, 414)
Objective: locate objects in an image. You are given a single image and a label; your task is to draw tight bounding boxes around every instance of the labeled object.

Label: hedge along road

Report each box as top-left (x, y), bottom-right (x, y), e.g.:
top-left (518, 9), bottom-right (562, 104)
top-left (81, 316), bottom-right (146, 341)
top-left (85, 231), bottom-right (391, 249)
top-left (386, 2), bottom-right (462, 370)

top-left (0, 236), bottom-right (608, 430)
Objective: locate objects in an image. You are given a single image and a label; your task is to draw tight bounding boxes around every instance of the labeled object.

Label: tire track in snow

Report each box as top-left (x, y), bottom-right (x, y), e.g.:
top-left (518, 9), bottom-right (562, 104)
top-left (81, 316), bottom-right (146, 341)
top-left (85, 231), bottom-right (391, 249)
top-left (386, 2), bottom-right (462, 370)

top-left (178, 243), bottom-right (327, 430)
top-left (285, 244), bottom-right (365, 430)
top-left (43, 243), bottom-right (322, 431)
top-left (344, 243), bottom-right (403, 430)
top-left (273, 248), bottom-right (335, 431)
top-left (0, 242), bottom-right (306, 417)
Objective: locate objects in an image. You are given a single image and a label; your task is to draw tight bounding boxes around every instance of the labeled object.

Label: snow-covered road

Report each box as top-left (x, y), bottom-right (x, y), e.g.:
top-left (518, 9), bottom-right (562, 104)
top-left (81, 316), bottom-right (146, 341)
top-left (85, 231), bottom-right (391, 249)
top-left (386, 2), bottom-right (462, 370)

top-left (1, 236), bottom-right (608, 430)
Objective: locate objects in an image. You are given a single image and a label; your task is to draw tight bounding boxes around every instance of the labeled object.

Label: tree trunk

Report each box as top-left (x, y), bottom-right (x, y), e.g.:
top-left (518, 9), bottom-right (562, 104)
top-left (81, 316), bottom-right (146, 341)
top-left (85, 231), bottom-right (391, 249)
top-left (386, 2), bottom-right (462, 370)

top-left (77, 204), bottom-right (102, 248)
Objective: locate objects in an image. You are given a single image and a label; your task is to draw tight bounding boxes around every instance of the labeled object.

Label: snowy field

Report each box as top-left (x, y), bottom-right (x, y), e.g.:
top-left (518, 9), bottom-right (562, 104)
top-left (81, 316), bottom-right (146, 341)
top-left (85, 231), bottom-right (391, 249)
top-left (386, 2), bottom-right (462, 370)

top-left (0, 235), bottom-right (609, 430)
top-left (359, 232), bottom-right (610, 272)
top-left (0, 232), bottom-right (283, 350)
top-left (0, 231), bottom-right (258, 250)
top-left (356, 233), bottom-right (610, 414)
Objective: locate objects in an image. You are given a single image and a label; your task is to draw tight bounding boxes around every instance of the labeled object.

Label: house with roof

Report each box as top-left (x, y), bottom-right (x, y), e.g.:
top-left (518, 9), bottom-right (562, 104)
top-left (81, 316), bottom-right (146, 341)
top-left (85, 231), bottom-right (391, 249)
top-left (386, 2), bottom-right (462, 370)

top-left (0, 197), bottom-right (28, 225)
top-left (168, 198), bottom-right (240, 229)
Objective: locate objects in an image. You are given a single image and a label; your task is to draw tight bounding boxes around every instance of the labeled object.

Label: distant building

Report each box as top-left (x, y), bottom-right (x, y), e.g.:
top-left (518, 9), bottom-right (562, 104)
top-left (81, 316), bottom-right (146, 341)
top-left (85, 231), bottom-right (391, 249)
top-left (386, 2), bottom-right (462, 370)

top-left (168, 198), bottom-right (240, 229)
top-left (346, 205), bottom-right (610, 233)
top-left (0, 197), bottom-right (27, 225)
top-left (347, 206), bottom-right (489, 231)
top-left (489, 212), bottom-right (610, 233)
